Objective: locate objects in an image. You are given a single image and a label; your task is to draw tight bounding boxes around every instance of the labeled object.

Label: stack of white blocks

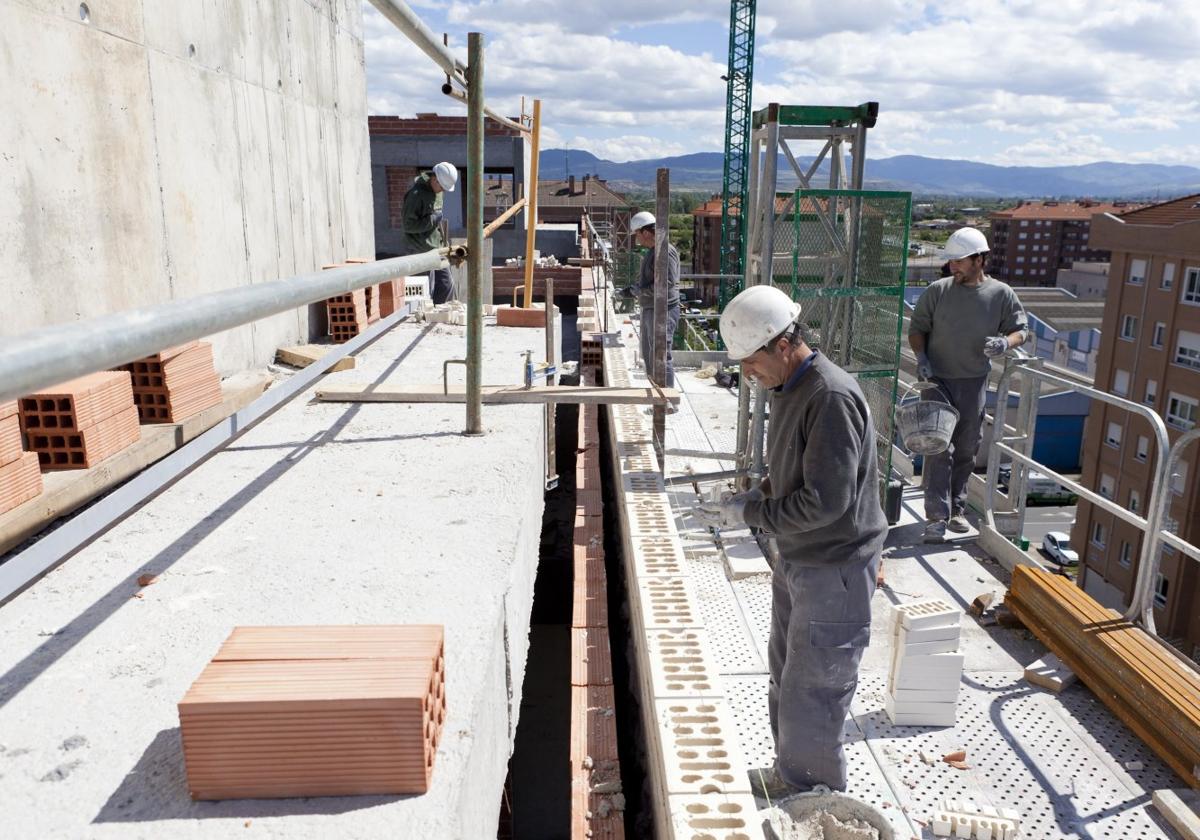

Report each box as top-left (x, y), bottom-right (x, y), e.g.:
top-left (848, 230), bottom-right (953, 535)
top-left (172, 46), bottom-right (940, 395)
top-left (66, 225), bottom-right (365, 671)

top-left (931, 798), bottom-right (1022, 838)
top-left (886, 599), bottom-right (964, 726)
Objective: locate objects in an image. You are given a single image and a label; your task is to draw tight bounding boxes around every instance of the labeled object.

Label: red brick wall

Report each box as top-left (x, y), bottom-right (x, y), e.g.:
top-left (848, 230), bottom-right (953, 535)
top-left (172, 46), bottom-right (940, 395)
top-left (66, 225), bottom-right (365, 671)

top-left (368, 113), bottom-right (520, 137)
top-left (386, 166), bottom-right (421, 230)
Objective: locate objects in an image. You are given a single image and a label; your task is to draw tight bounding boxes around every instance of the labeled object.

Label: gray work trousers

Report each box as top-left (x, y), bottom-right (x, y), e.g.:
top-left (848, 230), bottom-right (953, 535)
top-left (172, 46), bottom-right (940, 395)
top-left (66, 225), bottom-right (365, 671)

top-left (429, 268), bottom-right (453, 305)
top-left (638, 303), bottom-right (681, 388)
top-left (922, 375), bottom-right (989, 522)
top-left (768, 557), bottom-right (876, 790)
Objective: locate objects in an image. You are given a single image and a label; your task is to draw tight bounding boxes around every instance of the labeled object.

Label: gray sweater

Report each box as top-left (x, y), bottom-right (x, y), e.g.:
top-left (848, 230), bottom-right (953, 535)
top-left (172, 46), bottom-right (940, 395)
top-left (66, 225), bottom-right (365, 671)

top-left (743, 354), bottom-right (887, 569)
top-left (635, 244), bottom-right (681, 309)
top-left (908, 276), bottom-right (1027, 379)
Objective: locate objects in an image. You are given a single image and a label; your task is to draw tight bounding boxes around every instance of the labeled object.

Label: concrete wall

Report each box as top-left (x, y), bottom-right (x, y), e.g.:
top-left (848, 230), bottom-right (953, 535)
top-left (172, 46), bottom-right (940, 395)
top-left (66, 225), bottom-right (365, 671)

top-left (0, 0), bottom-right (373, 374)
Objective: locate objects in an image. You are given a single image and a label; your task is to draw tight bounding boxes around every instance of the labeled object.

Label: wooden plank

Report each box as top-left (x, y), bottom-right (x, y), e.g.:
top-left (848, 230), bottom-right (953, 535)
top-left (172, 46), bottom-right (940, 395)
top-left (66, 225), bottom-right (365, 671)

top-left (315, 383), bottom-right (680, 406)
top-left (275, 344), bottom-right (355, 372)
top-left (1153, 790), bottom-right (1200, 840)
top-left (0, 373), bottom-right (271, 555)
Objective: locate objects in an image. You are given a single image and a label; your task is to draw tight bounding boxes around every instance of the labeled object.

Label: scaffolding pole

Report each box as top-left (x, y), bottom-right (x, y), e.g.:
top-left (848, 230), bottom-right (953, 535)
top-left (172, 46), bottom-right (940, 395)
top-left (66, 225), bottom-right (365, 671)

top-left (522, 99), bottom-right (543, 308)
top-left (465, 32), bottom-right (485, 435)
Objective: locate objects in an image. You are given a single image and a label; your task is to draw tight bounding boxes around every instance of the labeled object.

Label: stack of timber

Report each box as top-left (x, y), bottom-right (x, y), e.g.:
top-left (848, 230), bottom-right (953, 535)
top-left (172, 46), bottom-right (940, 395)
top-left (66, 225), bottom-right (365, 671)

top-left (179, 625), bottom-right (445, 800)
top-left (18, 372), bottom-right (140, 470)
top-left (0, 401), bottom-right (42, 514)
top-left (1007, 566), bottom-right (1200, 788)
top-left (117, 342), bottom-right (222, 424)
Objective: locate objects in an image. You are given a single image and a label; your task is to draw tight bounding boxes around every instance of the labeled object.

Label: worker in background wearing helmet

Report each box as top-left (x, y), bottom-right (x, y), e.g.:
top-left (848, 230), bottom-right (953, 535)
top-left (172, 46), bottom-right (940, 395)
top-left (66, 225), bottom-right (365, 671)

top-left (908, 226), bottom-right (1028, 543)
top-left (699, 285), bottom-right (886, 798)
top-left (402, 162), bottom-right (458, 304)
top-left (628, 211), bottom-right (681, 395)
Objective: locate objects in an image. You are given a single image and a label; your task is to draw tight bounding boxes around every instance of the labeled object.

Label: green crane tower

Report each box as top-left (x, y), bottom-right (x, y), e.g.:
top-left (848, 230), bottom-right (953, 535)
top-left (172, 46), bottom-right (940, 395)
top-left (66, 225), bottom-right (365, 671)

top-left (718, 0), bottom-right (757, 307)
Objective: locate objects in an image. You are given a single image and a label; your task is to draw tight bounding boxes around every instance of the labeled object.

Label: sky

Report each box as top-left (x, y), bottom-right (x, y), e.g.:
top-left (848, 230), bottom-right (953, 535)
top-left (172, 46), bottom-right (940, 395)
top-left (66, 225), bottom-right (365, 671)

top-left (362, 0), bottom-right (1200, 167)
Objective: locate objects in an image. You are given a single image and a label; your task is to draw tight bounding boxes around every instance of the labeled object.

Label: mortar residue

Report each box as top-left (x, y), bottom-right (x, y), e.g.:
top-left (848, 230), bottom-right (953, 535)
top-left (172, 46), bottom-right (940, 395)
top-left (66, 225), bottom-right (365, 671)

top-left (773, 808), bottom-right (881, 840)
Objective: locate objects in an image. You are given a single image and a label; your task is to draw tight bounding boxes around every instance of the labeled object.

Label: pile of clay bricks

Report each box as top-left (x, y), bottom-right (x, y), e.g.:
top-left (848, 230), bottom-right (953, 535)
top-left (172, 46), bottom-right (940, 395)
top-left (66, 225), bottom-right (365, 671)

top-left (18, 372), bottom-right (140, 471)
top-left (179, 624), bottom-right (445, 800)
top-left (324, 261), bottom-right (380, 343)
top-left (886, 599), bottom-right (963, 726)
top-left (931, 797), bottom-right (1022, 838)
top-left (117, 342), bottom-right (222, 424)
top-left (0, 401), bottom-right (42, 514)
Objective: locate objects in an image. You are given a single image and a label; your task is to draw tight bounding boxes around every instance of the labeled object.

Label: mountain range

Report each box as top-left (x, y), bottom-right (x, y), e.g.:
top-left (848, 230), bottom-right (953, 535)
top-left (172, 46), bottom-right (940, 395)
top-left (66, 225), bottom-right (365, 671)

top-left (539, 148), bottom-right (1200, 199)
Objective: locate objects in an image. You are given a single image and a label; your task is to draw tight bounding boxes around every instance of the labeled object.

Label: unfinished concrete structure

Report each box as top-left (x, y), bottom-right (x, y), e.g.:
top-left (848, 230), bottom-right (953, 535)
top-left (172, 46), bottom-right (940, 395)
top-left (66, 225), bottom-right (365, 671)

top-left (0, 0), bottom-right (375, 374)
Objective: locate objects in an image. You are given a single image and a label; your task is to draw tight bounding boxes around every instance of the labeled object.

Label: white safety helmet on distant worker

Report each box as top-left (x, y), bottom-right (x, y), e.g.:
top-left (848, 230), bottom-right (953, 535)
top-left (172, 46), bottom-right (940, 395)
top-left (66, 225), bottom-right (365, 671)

top-left (943, 226), bottom-right (989, 261)
top-left (433, 161), bottom-right (459, 192)
top-left (629, 211), bottom-right (656, 232)
top-left (719, 285), bottom-right (803, 361)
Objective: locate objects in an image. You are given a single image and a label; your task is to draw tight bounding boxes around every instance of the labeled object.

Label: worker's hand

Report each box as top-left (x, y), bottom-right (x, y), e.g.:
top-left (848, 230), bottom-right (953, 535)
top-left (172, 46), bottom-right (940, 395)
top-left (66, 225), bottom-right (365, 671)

top-left (697, 489), bottom-right (760, 528)
top-left (916, 352), bottom-right (933, 381)
top-left (983, 336), bottom-right (1009, 357)
top-left (430, 210), bottom-right (443, 226)
top-left (620, 286), bottom-right (635, 299)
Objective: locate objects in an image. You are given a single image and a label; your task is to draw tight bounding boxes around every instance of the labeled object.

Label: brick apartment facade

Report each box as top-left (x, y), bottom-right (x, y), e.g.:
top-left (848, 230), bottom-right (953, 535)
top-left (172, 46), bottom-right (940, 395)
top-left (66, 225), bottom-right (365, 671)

top-left (988, 200), bottom-right (1136, 285)
top-left (1071, 194), bottom-right (1200, 657)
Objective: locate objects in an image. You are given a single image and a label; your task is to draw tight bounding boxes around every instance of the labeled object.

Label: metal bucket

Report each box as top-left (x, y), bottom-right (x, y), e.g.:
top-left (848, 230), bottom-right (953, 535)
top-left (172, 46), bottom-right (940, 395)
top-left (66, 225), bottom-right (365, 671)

top-left (764, 787), bottom-right (895, 839)
top-left (896, 382), bottom-right (959, 456)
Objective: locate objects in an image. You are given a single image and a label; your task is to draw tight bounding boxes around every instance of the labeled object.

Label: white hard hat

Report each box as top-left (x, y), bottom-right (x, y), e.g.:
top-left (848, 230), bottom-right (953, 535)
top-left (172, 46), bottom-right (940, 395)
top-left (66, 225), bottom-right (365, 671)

top-left (943, 226), bottom-right (989, 260)
top-left (719, 285), bottom-right (803, 361)
top-left (630, 211), bottom-right (656, 232)
top-left (433, 161), bottom-right (458, 192)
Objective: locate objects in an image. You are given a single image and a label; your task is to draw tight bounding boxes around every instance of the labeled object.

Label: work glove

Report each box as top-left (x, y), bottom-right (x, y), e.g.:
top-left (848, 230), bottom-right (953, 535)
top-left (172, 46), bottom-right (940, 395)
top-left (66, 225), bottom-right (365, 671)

top-left (697, 488), bottom-right (762, 529)
top-left (620, 286), bottom-right (636, 299)
top-left (983, 336), bottom-right (1009, 357)
top-left (916, 352), bottom-right (933, 381)
top-left (430, 210), bottom-right (443, 226)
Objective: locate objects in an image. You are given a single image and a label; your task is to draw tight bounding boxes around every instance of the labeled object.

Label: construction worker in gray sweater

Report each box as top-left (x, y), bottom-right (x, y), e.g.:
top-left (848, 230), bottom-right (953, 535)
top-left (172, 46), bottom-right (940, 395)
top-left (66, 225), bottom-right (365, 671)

top-left (908, 227), bottom-right (1028, 543)
top-left (699, 284), bottom-right (887, 797)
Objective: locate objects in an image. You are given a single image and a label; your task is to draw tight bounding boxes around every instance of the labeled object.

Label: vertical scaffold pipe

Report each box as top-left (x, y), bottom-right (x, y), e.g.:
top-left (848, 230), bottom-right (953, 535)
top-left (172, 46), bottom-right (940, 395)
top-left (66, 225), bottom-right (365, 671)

top-left (465, 32), bottom-right (485, 435)
top-left (522, 100), bottom-right (543, 308)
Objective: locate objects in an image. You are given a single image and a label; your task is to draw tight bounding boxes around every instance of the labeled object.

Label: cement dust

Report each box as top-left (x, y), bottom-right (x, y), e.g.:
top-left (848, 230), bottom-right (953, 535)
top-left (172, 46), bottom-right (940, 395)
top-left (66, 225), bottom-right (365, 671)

top-left (772, 808), bottom-right (880, 840)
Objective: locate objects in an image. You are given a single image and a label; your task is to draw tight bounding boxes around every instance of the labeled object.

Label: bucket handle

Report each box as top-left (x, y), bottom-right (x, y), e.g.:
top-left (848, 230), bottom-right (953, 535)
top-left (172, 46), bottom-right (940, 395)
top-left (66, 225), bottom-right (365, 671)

top-left (899, 378), bottom-right (952, 405)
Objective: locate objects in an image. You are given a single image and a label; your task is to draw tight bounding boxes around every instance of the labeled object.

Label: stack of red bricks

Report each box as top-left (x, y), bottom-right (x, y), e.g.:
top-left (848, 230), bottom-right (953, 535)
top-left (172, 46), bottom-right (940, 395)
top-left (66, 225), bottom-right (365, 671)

top-left (179, 624), bottom-right (446, 800)
top-left (18, 372), bottom-right (140, 471)
top-left (117, 342), bottom-right (222, 424)
top-left (0, 400), bottom-right (42, 514)
top-left (323, 261), bottom-right (380, 343)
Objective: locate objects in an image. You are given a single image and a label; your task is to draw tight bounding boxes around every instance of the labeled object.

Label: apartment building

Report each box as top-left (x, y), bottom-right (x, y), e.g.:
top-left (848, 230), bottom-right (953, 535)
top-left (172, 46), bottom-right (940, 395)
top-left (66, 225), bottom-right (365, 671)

top-left (989, 200), bottom-right (1134, 284)
top-left (1071, 194), bottom-right (1200, 657)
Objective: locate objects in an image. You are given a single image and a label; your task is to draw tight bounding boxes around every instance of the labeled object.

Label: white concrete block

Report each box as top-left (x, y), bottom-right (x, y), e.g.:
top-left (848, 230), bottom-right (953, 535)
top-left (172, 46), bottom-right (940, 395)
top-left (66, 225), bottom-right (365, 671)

top-left (886, 706), bottom-right (957, 727)
top-left (1024, 652), bottom-right (1077, 693)
top-left (656, 698), bottom-right (752, 795)
top-left (932, 812), bottom-right (954, 836)
top-left (890, 653), bottom-right (964, 691)
top-left (953, 814), bottom-right (972, 838)
top-left (891, 684), bottom-right (960, 704)
top-left (892, 598), bottom-right (962, 631)
top-left (667, 792), bottom-right (762, 839)
top-left (886, 695), bottom-right (956, 717)
top-left (638, 578), bottom-right (704, 629)
top-left (629, 535), bottom-right (687, 579)
top-left (897, 622), bottom-right (962, 645)
top-left (646, 628), bottom-right (721, 698)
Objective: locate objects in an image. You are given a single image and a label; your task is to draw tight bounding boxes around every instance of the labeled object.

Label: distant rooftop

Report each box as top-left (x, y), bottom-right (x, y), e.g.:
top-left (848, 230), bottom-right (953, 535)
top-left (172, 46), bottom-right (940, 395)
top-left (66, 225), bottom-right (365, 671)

top-left (1114, 192), bottom-right (1200, 226)
top-left (368, 113), bottom-right (522, 138)
top-left (1012, 288), bottom-right (1106, 332)
top-left (991, 200), bottom-right (1139, 221)
top-left (538, 177), bottom-right (630, 208)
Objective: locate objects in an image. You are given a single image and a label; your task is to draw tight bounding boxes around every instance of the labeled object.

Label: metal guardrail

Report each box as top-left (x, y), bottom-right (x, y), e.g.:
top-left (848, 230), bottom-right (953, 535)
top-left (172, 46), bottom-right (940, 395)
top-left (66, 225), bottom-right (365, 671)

top-left (980, 351), bottom-right (1200, 645)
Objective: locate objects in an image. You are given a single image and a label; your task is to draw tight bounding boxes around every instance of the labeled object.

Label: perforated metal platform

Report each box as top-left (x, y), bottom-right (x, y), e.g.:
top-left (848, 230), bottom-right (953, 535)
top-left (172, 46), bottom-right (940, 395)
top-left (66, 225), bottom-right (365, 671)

top-left (651, 355), bottom-right (1182, 839)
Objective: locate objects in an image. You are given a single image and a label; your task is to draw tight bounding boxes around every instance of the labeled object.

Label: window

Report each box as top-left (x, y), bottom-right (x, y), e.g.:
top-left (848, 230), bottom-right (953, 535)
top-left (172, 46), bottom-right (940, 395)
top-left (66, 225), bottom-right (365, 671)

top-left (1018, 244), bottom-right (1026, 251)
top-left (1154, 574), bottom-right (1169, 609)
top-left (1019, 232), bottom-right (1028, 240)
top-left (1016, 256), bottom-right (1025, 263)
top-left (1167, 392), bottom-right (1198, 430)
top-left (1152, 322), bottom-right (1166, 348)
top-left (1135, 435), bottom-right (1149, 461)
top-left (1184, 267), bottom-right (1200, 305)
top-left (1120, 315), bottom-right (1138, 340)
top-left (1145, 379), bottom-right (1157, 406)
top-left (1128, 258), bottom-right (1146, 284)
top-left (1020, 220), bottom-right (1029, 227)
top-left (1113, 369), bottom-right (1130, 396)
top-left (1171, 460), bottom-right (1189, 496)
top-left (1100, 473), bottom-right (1116, 497)
top-left (1162, 263), bottom-right (1175, 290)
top-left (1118, 541), bottom-right (1132, 568)
top-left (1105, 423), bottom-right (1122, 448)
top-left (1092, 521), bottom-right (1107, 547)
top-left (1129, 489), bottom-right (1140, 513)
top-left (1174, 330), bottom-right (1200, 370)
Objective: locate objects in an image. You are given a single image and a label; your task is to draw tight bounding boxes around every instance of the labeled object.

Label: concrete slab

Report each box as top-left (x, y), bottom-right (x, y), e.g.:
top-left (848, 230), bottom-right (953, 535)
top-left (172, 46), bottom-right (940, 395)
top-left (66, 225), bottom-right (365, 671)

top-left (0, 320), bottom-right (548, 837)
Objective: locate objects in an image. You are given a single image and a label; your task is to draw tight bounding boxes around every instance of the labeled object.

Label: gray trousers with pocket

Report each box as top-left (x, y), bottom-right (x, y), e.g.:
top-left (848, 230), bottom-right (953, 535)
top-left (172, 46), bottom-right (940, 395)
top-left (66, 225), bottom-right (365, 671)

top-left (768, 557), bottom-right (876, 790)
top-left (638, 302), bottom-right (681, 388)
top-left (922, 375), bottom-right (989, 522)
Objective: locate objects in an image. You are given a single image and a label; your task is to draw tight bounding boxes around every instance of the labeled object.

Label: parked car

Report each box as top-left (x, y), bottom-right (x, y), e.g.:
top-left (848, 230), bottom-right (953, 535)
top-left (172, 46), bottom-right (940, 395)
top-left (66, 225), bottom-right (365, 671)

top-left (1042, 531), bottom-right (1079, 566)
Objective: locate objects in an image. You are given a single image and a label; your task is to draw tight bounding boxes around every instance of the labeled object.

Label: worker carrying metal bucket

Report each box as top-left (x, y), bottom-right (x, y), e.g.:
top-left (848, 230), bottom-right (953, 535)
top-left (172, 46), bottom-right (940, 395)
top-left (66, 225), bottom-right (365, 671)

top-left (402, 161), bottom-right (458, 304)
top-left (698, 284), bottom-right (887, 797)
top-left (908, 226), bottom-right (1028, 544)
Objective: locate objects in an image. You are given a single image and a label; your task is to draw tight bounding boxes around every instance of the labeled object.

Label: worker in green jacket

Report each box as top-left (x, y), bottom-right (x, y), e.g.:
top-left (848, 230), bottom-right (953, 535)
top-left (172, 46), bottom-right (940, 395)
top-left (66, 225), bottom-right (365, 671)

top-left (402, 162), bottom-right (458, 304)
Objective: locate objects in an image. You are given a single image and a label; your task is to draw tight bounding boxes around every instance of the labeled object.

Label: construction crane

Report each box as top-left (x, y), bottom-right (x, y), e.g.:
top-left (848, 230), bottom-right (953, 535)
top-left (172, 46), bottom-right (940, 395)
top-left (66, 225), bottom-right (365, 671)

top-left (717, 0), bottom-right (757, 307)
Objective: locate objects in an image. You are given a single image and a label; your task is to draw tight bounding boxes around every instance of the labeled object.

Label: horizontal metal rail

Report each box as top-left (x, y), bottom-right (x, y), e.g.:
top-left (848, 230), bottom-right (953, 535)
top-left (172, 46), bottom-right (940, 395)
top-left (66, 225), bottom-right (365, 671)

top-left (368, 0), bottom-right (466, 80)
top-left (0, 250), bottom-right (449, 403)
top-left (440, 84), bottom-right (528, 135)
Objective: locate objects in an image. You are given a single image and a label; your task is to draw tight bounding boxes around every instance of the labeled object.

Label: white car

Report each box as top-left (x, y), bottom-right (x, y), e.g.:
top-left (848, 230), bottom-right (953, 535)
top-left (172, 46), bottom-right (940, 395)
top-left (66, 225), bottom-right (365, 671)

top-left (1042, 531), bottom-right (1079, 566)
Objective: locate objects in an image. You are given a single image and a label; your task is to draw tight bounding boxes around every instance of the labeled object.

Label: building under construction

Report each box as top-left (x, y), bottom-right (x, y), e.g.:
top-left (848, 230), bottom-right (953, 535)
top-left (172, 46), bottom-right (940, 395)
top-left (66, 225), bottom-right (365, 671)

top-left (2, 2), bottom-right (1199, 839)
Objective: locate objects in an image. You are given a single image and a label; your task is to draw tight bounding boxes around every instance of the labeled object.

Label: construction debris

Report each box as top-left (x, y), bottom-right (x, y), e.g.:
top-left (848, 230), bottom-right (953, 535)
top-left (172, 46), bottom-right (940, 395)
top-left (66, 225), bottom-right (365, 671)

top-left (931, 798), bottom-right (1021, 838)
top-left (1023, 652), bottom-right (1077, 693)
